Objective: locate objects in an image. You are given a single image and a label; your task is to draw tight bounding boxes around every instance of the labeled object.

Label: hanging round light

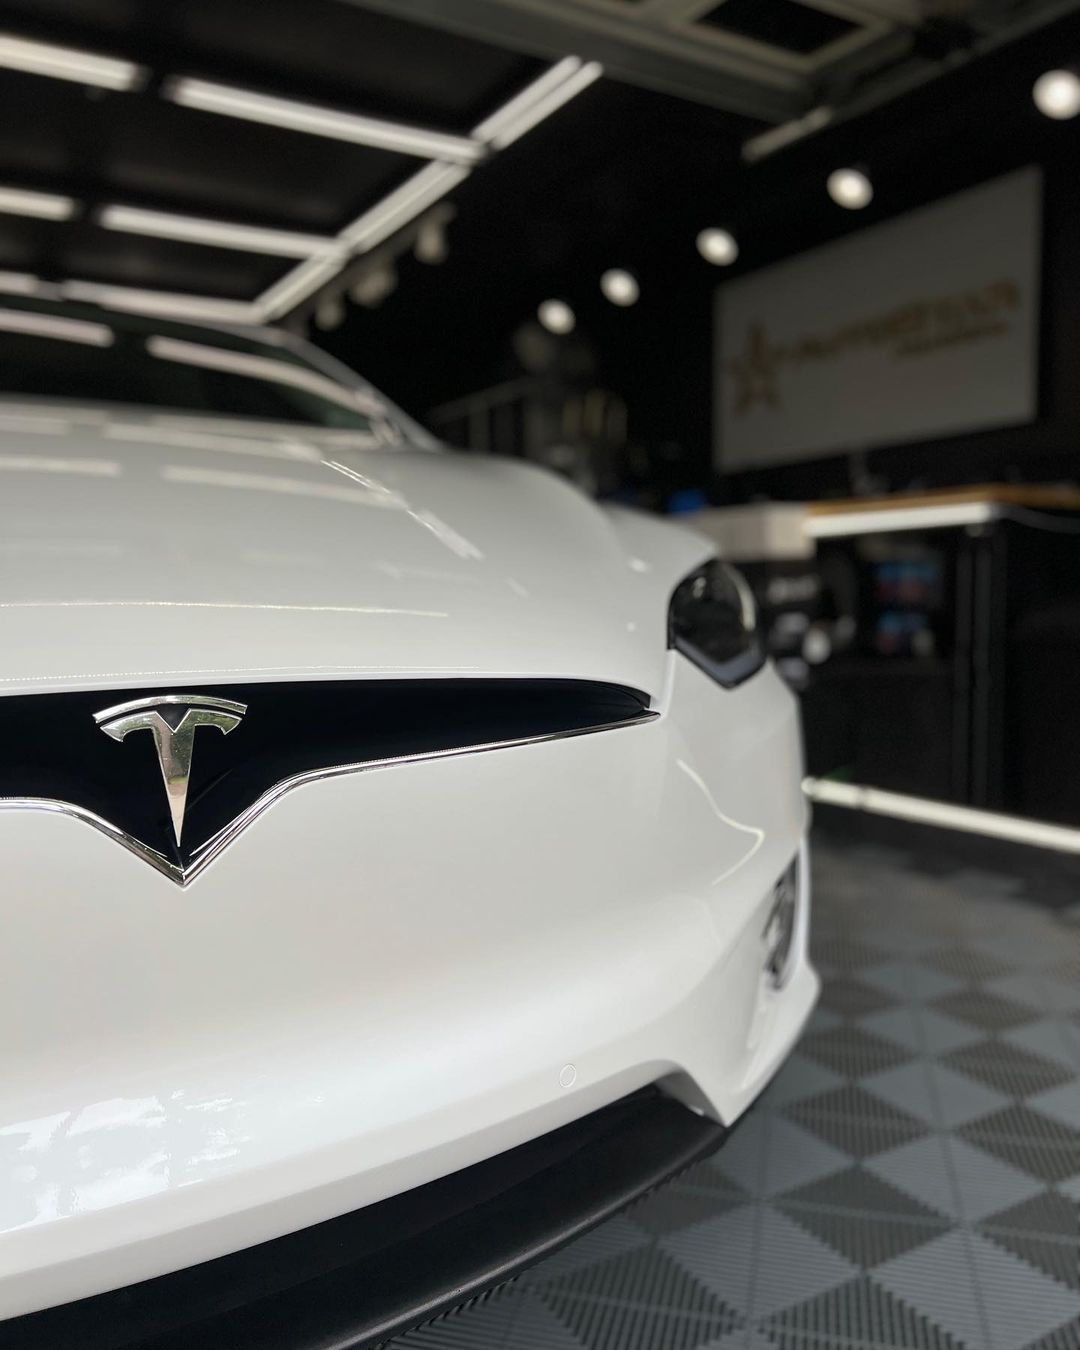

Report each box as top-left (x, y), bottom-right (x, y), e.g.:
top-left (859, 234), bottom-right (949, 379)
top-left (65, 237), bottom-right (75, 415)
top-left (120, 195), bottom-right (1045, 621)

top-left (696, 228), bottom-right (739, 266)
top-left (537, 299), bottom-right (576, 334)
top-left (1033, 69), bottom-right (1080, 119)
top-left (600, 269), bottom-right (640, 306)
top-left (827, 167), bottom-right (873, 210)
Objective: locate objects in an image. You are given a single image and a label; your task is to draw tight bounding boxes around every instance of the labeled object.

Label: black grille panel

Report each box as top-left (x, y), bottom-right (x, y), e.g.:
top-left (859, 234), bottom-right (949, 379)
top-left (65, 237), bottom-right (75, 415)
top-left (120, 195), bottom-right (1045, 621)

top-left (0, 679), bottom-right (650, 873)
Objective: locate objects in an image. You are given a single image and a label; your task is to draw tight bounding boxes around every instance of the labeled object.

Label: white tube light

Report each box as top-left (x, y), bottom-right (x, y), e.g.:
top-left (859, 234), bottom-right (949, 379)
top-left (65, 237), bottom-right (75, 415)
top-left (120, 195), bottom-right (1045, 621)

top-left (0, 185), bottom-right (76, 220)
top-left (165, 77), bottom-right (484, 164)
top-left (804, 777), bottom-right (1080, 856)
top-left (254, 254), bottom-right (347, 323)
top-left (339, 162), bottom-right (471, 252)
top-left (0, 308), bottom-right (113, 346)
top-left (0, 32), bottom-right (142, 90)
top-left (473, 58), bottom-right (602, 150)
top-left (253, 58), bottom-right (600, 321)
top-left (60, 280), bottom-right (262, 325)
top-left (805, 501), bottom-right (999, 537)
top-left (0, 270), bottom-right (43, 294)
top-left (258, 164), bottom-right (470, 320)
top-left (98, 205), bottom-right (342, 259)
top-left (742, 106), bottom-right (833, 163)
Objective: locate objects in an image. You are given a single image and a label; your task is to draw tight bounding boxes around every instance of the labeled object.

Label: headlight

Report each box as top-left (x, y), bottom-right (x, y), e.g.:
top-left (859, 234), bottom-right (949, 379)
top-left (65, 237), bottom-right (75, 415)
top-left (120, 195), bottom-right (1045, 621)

top-left (668, 558), bottom-right (765, 688)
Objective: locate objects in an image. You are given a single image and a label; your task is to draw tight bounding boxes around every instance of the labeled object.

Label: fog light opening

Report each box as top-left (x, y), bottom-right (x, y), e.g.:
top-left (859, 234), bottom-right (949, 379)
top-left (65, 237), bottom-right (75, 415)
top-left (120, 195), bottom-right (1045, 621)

top-left (763, 857), bottom-right (799, 988)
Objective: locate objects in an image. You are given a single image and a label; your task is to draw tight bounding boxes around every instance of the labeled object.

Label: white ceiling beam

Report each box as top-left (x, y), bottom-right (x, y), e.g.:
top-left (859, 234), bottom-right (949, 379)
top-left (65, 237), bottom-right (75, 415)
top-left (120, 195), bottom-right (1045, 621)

top-left (0, 31), bottom-right (143, 90)
top-left (97, 205), bottom-right (344, 259)
top-left (164, 77), bottom-right (486, 164)
top-left (338, 0), bottom-right (806, 120)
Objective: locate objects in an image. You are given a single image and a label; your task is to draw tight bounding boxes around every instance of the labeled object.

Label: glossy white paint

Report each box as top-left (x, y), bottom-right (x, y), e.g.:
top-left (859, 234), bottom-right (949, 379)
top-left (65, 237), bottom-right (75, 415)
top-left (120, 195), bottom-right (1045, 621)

top-left (0, 366), bottom-right (816, 1320)
top-left (0, 407), bottom-right (707, 697)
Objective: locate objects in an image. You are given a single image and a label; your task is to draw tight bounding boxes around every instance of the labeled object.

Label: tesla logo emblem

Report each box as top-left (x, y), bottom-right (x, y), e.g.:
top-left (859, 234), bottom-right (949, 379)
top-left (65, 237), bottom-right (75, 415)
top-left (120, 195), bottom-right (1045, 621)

top-left (94, 694), bottom-right (248, 846)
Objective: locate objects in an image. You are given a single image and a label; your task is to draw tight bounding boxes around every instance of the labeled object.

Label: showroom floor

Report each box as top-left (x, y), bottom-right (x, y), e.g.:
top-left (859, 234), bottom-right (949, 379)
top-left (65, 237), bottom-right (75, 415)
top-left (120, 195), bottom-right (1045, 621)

top-left (393, 828), bottom-right (1080, 1350)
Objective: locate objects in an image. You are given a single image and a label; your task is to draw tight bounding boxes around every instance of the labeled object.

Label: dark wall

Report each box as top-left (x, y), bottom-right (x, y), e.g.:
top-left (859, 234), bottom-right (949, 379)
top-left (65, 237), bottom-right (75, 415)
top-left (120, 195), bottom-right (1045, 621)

top-left (713, 24), bottom-right (1080, 504)
top-left (318, 10), bottom-right (1080, 505)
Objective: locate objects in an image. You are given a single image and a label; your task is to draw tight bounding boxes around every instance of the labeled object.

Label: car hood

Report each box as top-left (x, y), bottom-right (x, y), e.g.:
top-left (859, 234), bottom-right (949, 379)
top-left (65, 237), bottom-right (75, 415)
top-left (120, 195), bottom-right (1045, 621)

top-left (0, 413), bottom-right (709, 697)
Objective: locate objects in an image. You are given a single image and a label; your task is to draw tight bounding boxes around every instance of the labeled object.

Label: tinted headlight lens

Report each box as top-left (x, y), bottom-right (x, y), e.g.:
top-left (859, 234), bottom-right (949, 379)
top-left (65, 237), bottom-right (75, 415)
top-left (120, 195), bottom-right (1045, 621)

top-left (668, 559), bottom-right (765, 688)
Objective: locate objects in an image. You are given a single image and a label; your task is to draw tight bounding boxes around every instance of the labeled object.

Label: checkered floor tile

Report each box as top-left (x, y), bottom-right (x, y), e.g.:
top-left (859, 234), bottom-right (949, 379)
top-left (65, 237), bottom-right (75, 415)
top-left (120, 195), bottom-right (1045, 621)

top-left (393, 834), bottom-right (1080, 1350)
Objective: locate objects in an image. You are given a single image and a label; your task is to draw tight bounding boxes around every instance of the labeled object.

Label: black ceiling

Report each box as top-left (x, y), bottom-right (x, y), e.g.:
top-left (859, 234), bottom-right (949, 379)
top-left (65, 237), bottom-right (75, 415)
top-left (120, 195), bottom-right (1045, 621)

top-left (0, 0), bottom-right (546, 295)
top-left (310, 3), bottom-right (1080, 495)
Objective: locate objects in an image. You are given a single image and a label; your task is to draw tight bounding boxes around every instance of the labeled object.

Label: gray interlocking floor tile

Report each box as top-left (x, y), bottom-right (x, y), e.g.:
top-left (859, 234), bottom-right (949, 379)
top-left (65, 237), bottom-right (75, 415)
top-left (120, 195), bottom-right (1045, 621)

top-left (764, 1274), bottom-right (970, 1350)
top-left (504, 1298), bottom-right (590, 1350)
top-left (631, 1184), bottom-right (750, 1237)
top-left (661, 1204), bottom-right (858, 1320)
top-left (776, 1165), bottom-right (951, 1266)
top-left (539, 1245), bottom-right (743, 1350)
top-left (984, 974), bottom-right (1080, 1017)
top-left (860, 1061), bottom-right (1010, 1129)
top-left (1003, 1020), bottom-right (1080, 1072)
top-left (867, 1135), bottom-right (1043, 1221)
top-left (923, 947), bottom-right (1014, 981)
top-left (783, 1083), bottom-right (929, 1159)
top-left (808, 936), bottom-right (891, 974)
top-left (713, 1117), bottom-right (851, 1197)
top-left (980, 1190), bottom-right (1080, 1290)
top-left (861, 962), bottom-right (966, 1005)
top-left (932, 989), bottom-right (1042, 1033)
top-left (760, 1052), bottom-right (845, 1110)
top-left (800, 1024), bottom-right (916, 1078)
top-left (818, 975), bottom-right (897, 1018)
top-left (872, 1231), bottom-right (990, 1349)
top-left (858, 1006), bottom-right (984, 1057)
top-left (697, 1328), bottom-right (776, 1350)
top-left (943, 1041), bottom-right (1074, 1099)
top-left (1028, 1080), bottom-right (1080, 1131)
top-left (1057, 1172), bottom-right (1080, 1202)
top-left (965, 1231), bottom-right (1080, 1350)
top-left (1020, 1325), bottom-right (1080, 1350)
top-left (959, 1105), bottom-right (1080, 1184)
top-left (396, 836), bottom-right (1080, 1350)
top-left (676, 1159), bottom-right (755, 1200)
top-left (805, 1006), bottom-right (844, 1034)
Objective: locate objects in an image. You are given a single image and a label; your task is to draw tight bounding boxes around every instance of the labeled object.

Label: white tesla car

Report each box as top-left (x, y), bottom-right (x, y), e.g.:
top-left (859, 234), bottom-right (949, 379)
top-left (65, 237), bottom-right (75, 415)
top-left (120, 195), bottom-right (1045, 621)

top-left (0, 297), bottom-right (817, 1349)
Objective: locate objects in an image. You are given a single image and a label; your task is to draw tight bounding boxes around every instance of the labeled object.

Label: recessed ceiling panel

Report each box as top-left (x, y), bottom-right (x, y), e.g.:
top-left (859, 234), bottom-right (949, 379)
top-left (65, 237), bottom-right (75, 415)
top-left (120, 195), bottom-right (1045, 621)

top-left (0, 0), bottom-right (547, 132)
top-left (698, 0), bottom-right (861, 55)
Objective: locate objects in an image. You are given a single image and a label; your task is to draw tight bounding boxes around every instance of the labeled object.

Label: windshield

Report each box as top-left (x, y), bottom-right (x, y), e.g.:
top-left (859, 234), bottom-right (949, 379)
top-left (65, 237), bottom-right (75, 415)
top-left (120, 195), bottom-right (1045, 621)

top-left (0, 299), bottom-right (386, 433)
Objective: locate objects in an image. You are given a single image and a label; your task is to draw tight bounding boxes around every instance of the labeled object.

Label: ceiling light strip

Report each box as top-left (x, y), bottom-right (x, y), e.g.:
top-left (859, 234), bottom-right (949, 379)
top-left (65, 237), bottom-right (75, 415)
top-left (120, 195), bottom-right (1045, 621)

top-left (260, 164), bottom-right (471, 320)
top-left (340, 162), bottom-right (471, 251)
top-left (0, 185), bottom-right (76, 220)
top-left (471, 56), bottom-right (583, 143)
top-left (0, 309), bottom-right (113, 346)
top-left (255, 254), bottom-right (350, 323)
top-left (60, 281), bottom-right (263, 325)
top-left (259, 58), bottom-right (602, 320)
top-left (98, 205), bottom-right (343, 259)
top-left (0, 31), bottom-right (142, 90)
top-left (474, 60), bottom-right (603, 150)
top-left (0, 54), bottom-right (602, 324)
top-left (166, 77), bottom-right (484, 164)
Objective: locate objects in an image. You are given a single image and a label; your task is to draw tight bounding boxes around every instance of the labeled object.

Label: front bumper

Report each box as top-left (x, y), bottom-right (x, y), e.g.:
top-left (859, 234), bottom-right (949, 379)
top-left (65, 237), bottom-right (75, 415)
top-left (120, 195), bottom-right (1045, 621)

top-left (0, 656), bottom-right (817, 1325)
top-left (4, 1085), bottom-right (731, 1350)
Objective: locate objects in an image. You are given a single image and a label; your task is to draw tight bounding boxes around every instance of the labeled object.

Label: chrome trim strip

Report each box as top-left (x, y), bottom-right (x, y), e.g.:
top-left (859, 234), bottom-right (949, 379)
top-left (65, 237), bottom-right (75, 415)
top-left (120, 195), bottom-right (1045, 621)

top-left (0, 796), bottom-right (184, 884)
top-left (0, 709), bottom-right (659, 887)
top-left (93, 692), bottom-right (249, 723)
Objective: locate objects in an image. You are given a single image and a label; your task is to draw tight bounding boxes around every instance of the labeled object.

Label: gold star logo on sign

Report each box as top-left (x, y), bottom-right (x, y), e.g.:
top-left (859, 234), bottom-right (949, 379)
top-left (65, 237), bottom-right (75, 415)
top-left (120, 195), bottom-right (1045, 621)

top-left (727, 324), bottom-right (781, 415)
